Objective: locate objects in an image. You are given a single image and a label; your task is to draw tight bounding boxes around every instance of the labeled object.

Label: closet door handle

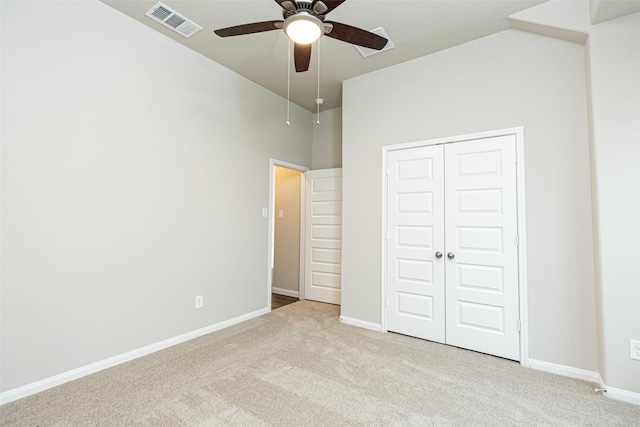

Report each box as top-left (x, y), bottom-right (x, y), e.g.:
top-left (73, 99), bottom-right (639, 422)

top-left (447, 252), bottom-right (455, 259)
top-left (435, 251), bottom-right (443, 259)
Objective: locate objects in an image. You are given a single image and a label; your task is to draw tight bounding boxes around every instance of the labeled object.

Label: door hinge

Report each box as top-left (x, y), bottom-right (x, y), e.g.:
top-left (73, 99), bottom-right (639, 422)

top-left (385, 232), bottom-right (389, 241)
top-left (515, 152), bottom-right (518, 164)
top-left (517, 320), bottom-right (522, 332)
top-left (385, 297), bottom-right (389, 308)
top-left (515, 235), bottom-right (520, 247)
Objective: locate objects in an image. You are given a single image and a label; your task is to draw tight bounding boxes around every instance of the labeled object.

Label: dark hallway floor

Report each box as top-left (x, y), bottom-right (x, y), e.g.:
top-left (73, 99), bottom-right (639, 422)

top-left (271, 293), bottom-right (298, 310)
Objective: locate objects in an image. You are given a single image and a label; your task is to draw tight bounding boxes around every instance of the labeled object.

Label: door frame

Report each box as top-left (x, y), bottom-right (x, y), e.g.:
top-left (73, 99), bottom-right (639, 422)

top-left (381, 127), bottom-right (530, 366)
top-left (268, 159), bottom-right (309, 311)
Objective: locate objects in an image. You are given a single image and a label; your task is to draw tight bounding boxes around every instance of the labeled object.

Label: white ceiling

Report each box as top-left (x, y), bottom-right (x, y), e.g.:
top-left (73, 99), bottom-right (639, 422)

top-left (100, 0), bottom-right (552, 111)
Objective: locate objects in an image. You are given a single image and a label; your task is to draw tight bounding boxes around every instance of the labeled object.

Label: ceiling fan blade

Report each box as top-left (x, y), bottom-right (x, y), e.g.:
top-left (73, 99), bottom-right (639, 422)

top-left (294, 43), bottom-right (312, 72)
top-left (324, 21), bottom-right (388, 50)
top-left (214, 20), bottom-right (283, 37)
top-left (314, 0), bottom-right (346, 14)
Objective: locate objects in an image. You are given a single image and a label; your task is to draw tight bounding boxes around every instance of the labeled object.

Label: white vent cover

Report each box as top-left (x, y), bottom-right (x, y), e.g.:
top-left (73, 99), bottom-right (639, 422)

top-left (146, 2), bottom-right (202, 38)
top-left (354, 27), bottom-right (395, 57)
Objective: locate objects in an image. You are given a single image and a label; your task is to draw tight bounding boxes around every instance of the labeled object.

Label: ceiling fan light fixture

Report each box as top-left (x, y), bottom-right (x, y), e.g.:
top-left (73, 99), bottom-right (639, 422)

top-left (284, 13), bottom-right (323, 44)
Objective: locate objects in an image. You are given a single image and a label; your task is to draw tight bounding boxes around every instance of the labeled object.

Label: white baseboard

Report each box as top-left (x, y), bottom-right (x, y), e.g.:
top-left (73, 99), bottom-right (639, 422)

top-left (529, 359), bottom-right (639, 406)
top-left (528, 358), bottom-right (600, 383)
top-left (0, 307), bottom-right (270, 406)
top-left (339, 316), bottom-right (383, 332)
top-left (598, 374), bottom-right (640, 405)
top-left (272, 287), bottom-right (299, 298)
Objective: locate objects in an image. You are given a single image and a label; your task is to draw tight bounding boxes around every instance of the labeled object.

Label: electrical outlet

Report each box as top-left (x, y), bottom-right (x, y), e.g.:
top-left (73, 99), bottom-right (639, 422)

top-left (195, 295), bottom-right (203, 309)
top-left (631, 339), bottom-right (640, 361)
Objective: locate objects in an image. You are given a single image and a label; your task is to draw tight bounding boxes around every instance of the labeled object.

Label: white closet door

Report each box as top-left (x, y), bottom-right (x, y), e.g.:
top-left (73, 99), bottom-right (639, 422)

top-left (386, 146), bottom-right (445, 342)
top-left (444, 135), bottom-right (520, 360)
top-left (384, 135), bottom-right (521, 361)
top-left (304, 168), bottom-right (342, 304)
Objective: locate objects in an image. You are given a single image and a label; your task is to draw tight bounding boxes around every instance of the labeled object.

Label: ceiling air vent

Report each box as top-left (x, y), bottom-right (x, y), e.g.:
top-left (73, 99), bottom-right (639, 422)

top-left (354, 27), bottom-right (395, 57)
top-left (145, 2), bottom-right (202, 38)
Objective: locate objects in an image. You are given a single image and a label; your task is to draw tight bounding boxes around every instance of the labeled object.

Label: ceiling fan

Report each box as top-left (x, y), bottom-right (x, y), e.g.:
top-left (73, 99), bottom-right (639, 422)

top-left (214, 0), bottom-right (388, 72)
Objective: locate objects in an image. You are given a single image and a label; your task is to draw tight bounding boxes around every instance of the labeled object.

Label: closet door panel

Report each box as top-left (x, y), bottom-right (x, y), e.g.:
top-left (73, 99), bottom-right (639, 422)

top-left (386, 146), bottom-right (445, 342)
top-left (444, 135), bottom-right (520, 361)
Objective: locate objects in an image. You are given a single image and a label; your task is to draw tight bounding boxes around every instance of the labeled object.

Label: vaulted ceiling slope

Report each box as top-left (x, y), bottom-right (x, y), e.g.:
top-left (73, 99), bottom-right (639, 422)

top-left (100, 0), bottom-right (640, 112)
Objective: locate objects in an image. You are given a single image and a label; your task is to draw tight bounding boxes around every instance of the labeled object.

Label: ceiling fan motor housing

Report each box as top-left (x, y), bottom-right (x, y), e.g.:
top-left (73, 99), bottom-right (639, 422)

top-left (282, 1), bottom-right (327, 21)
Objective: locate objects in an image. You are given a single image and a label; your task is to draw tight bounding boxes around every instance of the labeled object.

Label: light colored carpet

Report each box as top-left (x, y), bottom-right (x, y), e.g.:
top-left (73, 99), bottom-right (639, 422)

top-left (1, 300), bottom-right (638, 426)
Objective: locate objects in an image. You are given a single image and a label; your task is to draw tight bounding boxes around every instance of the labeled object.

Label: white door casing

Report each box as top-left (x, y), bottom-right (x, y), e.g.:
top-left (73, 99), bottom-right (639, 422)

top-left (384, 130), bottom-right (524, 362)
top-left (386, 146), bottom-right (445, 342)
top-left (304, 168), bottom-right (342, 304)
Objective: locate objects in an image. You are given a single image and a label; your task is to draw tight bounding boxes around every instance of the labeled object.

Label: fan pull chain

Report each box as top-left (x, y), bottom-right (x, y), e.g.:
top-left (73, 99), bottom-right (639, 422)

top-left (286, 38), bottom-right (291, 126)
top-left (316, 38), bottom-right (321, 125)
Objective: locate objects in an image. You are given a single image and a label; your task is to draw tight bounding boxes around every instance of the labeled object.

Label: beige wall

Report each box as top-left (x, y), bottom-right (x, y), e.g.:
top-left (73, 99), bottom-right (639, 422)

top-left (0, 0), bottom-right (312, 392)
top-left (588, 12), bottom-right (640, 394)
top-left (312, 108), bottom-right (343, 169)
top-left (342, 29), bottom-right (599, 372)
top-left (273, 167), bottom-right (302, 295)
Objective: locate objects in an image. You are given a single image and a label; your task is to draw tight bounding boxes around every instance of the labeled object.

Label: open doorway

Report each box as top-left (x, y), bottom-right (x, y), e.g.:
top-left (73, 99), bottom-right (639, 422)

top-left (268, 160), bottom-right (308, 311)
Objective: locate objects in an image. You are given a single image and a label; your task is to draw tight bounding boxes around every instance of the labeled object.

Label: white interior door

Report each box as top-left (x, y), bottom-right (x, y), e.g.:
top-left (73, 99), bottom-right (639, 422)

top-left (304, 168), bottom-right (342, 304)
top-left (444, 135), bottom-right (519, 360)
top-left (386, 146), bottom-right (445, 342)
top-left (385, 135), bottom-right (520, 361)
